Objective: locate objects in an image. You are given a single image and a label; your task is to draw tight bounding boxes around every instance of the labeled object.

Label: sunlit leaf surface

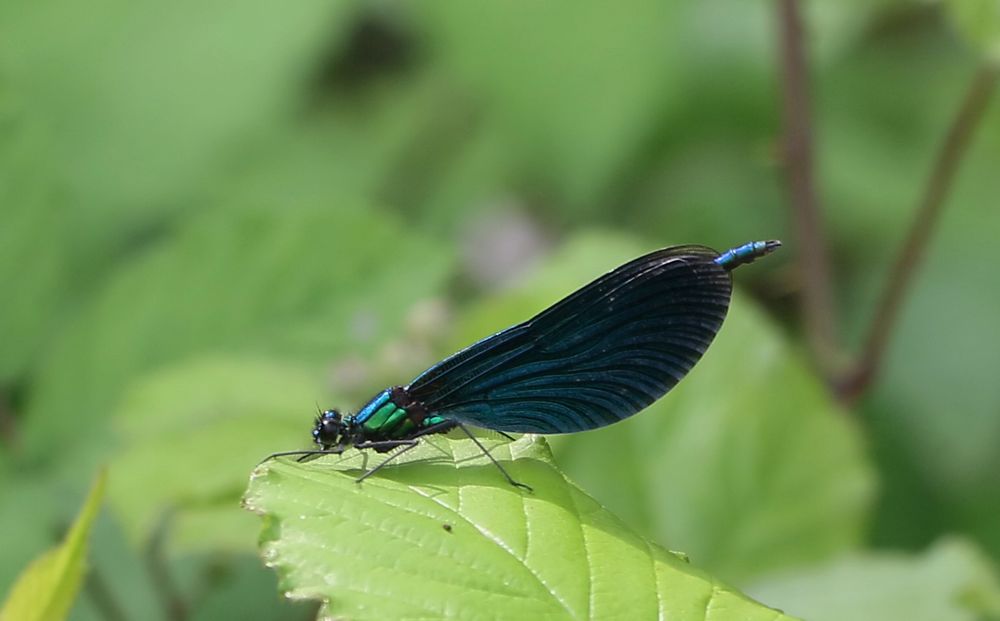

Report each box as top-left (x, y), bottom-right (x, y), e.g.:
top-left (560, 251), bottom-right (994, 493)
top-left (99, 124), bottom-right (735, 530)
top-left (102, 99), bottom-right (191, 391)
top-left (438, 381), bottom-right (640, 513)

top-left (244, 435), bottom-right (799, 621)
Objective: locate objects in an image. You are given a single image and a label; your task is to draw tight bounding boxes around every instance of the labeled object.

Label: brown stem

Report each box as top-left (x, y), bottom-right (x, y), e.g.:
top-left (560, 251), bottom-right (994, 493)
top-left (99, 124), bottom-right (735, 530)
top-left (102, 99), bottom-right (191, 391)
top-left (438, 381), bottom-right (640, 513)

top-left (776, 0), bottom-right (841, 373)
top-left (838, 63), bottom-right (1000, 403)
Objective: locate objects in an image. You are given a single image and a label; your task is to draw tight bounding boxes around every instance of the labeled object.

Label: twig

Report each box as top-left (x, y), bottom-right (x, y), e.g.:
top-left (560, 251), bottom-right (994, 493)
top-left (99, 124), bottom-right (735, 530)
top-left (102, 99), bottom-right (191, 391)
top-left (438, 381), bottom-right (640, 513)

top-left (838, 63), bottom-right (1000, 403)
top-left (776, 0), bottom-right (841, 374)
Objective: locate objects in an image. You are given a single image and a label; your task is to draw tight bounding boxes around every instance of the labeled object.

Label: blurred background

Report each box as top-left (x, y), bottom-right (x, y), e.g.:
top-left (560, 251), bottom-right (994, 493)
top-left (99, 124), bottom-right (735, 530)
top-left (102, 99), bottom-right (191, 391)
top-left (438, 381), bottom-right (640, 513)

top-left (2, 0), bottom-right (999, 619)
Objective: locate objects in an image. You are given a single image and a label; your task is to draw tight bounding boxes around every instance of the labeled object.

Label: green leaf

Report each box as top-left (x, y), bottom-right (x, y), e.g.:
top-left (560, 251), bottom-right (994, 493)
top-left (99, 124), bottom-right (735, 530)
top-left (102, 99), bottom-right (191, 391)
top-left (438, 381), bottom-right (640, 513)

top-left (108, 356), bottom-right (325, 553)
top-left (946, 0), bottom-right (1000, 63)
top-left (417, 0), bottom-right (684, 210)
top-left (0, 0), bottom-right (355, 217)
top-left (24, 205), bottom-right (453, 461)
top-left (0, 95), bottom-right (70, 381)
top-left (748, 538), bottom-right (1000, 621)
top-left (244, 435), bottom-right (799, 621)
top-left (450, 231), bottom-right (876, 583)
top-left (0, 475), bottom-right (68, 595)
top-left (0, 469), bottom-right (106, 621)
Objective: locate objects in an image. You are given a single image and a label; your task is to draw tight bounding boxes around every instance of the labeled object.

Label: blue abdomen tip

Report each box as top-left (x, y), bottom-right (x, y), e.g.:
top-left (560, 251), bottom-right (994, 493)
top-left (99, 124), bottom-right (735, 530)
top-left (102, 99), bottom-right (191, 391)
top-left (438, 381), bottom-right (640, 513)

top-left (714, 240), bottom-right (781, 270)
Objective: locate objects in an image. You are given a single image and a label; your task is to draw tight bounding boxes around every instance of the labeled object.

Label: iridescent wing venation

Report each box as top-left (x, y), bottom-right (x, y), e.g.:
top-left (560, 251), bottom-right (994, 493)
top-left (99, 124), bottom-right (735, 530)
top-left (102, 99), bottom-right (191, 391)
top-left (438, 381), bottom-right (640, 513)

top-left (406, 246), bottom-right (706, 390)
top-left (406, 245), bottom-right (732, 433)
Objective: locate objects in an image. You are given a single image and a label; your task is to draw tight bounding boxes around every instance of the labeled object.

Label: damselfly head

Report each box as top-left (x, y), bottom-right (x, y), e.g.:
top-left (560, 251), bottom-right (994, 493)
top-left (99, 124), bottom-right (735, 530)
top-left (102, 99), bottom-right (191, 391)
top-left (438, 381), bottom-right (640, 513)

top-left (312, 409), bottom-right (347, 449)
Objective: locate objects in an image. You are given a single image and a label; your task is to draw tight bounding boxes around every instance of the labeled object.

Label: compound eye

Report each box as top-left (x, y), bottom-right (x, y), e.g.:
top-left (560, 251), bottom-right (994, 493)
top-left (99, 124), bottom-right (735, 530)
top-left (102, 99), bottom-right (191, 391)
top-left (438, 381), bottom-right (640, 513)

top-left (321, 409), bottom-right (341, 422)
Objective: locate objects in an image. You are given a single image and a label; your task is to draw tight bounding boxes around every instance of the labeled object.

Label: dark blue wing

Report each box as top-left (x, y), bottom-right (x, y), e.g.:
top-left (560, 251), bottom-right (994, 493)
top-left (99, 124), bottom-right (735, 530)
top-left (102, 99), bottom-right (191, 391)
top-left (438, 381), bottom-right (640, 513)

top-left (405, 245), bottom-right (733, 433)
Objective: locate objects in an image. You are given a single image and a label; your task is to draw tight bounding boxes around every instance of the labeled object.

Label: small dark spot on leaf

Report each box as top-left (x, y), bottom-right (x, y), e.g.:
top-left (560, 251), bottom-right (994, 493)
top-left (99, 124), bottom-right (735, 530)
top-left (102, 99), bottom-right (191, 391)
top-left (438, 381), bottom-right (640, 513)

top-left (442, 523), bottom-right (453, 533)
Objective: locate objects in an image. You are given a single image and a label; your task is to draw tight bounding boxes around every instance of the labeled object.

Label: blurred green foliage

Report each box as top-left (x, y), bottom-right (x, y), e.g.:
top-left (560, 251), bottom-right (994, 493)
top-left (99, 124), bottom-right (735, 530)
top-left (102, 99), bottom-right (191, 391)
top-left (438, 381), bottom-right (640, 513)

top-left (2, 0), bottom-right (1000, 619)
top-left (750, 538), bottom-right (1000, 621)
top-left (0, 470), bottom-right (105, 621)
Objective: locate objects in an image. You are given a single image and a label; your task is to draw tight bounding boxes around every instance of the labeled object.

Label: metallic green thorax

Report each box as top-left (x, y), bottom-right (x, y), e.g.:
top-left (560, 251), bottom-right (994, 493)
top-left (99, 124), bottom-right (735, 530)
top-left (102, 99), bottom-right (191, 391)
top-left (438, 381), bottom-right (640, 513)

top-left (358, 399), bottom-right (445, 440)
